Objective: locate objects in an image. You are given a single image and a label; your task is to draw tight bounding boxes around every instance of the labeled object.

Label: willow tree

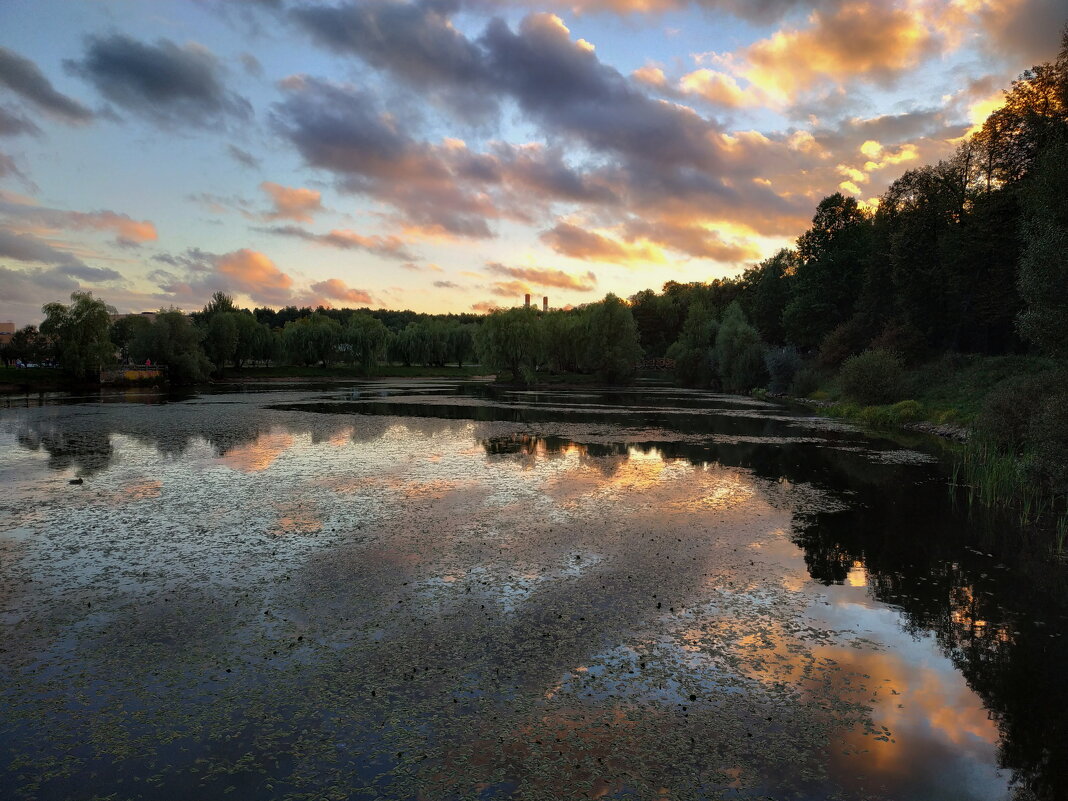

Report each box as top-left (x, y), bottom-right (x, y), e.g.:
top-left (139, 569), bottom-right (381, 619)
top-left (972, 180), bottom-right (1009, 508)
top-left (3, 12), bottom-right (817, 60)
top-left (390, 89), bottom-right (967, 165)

top-left (40, 291), bottom-right (114, 379)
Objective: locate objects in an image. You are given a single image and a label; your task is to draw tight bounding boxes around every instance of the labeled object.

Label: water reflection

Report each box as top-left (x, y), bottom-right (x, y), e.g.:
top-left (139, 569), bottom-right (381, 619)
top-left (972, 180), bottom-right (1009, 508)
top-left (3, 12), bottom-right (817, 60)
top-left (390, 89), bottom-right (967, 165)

top-left (0, 382), bottom-right (1063, 800)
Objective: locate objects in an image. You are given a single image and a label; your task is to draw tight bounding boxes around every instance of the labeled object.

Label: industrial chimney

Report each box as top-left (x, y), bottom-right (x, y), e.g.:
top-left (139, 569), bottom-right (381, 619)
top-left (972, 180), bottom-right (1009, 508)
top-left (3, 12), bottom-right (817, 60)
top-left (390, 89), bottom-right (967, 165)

top-left (524, 293), bottom-right (531, 307)
top-left (543, 296), bottom-right (548, 312)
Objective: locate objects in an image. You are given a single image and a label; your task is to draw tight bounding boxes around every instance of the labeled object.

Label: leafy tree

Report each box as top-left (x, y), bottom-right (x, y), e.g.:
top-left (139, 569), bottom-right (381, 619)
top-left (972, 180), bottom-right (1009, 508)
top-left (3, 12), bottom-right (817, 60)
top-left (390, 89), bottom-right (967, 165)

top-left (666, 302), bottom-right (718, 387)
top-left (231, 312), bottom-right (264, 368)
top-left (448, 322), bottom-right (477, 368)
top-left (1017, 142), bottom-right (1068, 357)
top-left (714, 301), bottom-right (766, 393)
top-left (784, 193), bottom-right (872, 348)
top-left (585, 293), bottom-right (643, 384)
top-left (110, 315), bottom-right (152, 365)
top-left (737, 249), bottom-right (795, 344)
top-left (281, 313), bottom-right (343, 366)
top-left (203, 312), bottom-right (238, 370)
top-left (345, 313), bottom-right (389, 372)
top-left (40, 291), bottom-right (114, 379)
top-left (542, 308), bottom-right (589, 373)
top-left (130, 309), bottom-right (212, 384)
top-left (3, 325), bottom-right (45, 366)
top-left (202, 291), bottom-right (238, 320)
top-left (475, 306), bottom-right (542, 382)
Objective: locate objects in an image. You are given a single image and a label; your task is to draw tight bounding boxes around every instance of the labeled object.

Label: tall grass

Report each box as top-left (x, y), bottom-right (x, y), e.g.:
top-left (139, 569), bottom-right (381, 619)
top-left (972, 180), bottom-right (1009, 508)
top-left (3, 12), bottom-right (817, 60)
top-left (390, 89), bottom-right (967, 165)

top-left (951, 435), bottom-right (1068, 554)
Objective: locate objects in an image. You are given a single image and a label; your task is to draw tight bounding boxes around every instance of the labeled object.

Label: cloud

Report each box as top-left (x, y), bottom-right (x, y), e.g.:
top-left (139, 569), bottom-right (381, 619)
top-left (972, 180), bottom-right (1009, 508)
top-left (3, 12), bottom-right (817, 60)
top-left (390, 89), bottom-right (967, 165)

top-left (678, 68), bottom-right (752, 107)
top-left (260, 181), bottom-right (324, 222)
top-left (151, 247), bottom-right (294, 306)
top-left (256, 224), bottom-right (418, 260)
top-left (485, 261), bottom-right (598, 291)
top-left (0, 104), bottom-right (42, 137)
top-left (433, 280), bottom-right (460, 288)
top-left (271, 77), bottom-right (502, 237)
top-left (215, 249), bottom-right (292, 301)
top-left (227, 144), bottom-right (260, 168)
top-left (67, 34), bottom-right (251, 128)
top-left (0, 228), bottom-right (85, 266)
top-left (307, 277), bottom-right (373, 305)
top-left (622, 219), bottom-right (762, 261)
top-left (291, 0), bottom-right (496, 120)
top-left (0, 46), bottom-right (93, 123)
top-left (239, 52), bottom-right (263, 77)
top-left (471, 300), bottom-right (502, 313)
top-left (0, 197), bottom-right (158, 246)
top-left (732, 3), bottom-right (941, 102)
top-left (540, 222), bottom-right (666, 264)
top-left (58, 264), bottom-right (124, 282)
top-left (489, 280), bottom-right (531, 297)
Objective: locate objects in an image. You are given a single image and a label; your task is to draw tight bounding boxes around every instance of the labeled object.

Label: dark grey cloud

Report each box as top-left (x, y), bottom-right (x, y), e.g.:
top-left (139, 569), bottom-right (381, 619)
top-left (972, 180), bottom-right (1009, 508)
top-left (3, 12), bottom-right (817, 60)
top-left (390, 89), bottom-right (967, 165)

top-left (433, 280), bottom-right (460, 288)
top-left (255, 223), bottom-right (419, 260)
top-left (58, 264), bottom-right (123, 282)
top-left (271, 77), bottom-right (497, 236)
top-left (227, 144), bottom-right (261, 168)
top-left (291, 0), bottom-right (495, 119)
top-left (0, 104), bottom-right (42, 137)
top-left (67, 35), bottom-right (251, 128)
top-left (239, 52), bottom-right (264, 77)
top-left (0, 46), bottom-right (94, 123)
top-left (0, 228), bottom-right (85, 266)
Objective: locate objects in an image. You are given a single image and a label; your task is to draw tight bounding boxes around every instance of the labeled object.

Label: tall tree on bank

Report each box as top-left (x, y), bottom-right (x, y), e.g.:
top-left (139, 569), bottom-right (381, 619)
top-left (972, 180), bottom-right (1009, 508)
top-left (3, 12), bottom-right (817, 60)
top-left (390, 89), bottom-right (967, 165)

top-left (40, 291), bottom-right (114, 379)
top-left (585, 293), bottom-right (643, 384)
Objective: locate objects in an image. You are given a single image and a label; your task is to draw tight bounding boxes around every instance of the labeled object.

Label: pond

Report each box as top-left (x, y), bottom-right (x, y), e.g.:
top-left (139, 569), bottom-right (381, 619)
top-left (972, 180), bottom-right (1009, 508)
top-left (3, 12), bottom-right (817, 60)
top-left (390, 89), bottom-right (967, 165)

top-left (1, 380), bottom-right (1065, 800)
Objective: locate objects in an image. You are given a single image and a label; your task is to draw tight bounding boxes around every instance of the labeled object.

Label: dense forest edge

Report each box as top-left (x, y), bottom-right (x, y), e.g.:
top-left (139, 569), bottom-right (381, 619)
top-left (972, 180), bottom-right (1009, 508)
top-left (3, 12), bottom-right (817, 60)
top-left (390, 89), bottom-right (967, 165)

top-left (2, 33), bottom-right (1067, 547)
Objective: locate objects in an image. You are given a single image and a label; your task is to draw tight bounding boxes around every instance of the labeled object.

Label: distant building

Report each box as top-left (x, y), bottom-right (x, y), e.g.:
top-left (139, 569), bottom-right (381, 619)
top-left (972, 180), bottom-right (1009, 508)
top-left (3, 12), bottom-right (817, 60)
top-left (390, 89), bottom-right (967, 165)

top-left (543, 296), bottom-right (548, 312)
top-left (0, 321), bottom-right (14, 346)
top-left (524, 293), bottom-right (531, 308)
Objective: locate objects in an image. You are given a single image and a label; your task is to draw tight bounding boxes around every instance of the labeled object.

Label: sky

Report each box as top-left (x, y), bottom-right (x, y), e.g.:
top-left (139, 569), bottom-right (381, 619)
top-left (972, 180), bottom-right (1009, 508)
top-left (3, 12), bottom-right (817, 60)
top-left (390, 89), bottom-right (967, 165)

top-left (0, 0), bottom-right (1064, 324)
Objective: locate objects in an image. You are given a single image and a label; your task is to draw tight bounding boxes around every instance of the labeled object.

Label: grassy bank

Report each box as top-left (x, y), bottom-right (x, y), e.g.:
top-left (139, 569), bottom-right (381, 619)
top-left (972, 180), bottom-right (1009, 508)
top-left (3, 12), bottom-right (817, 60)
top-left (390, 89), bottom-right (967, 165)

top-left (782, 352), bottom-right (1068, 552)
top-left (801, 354), bottom-right (1058, 430)
top-left (216, 365), bottom-right (487, 381)
top-left (0, 366), bottom-right (70, 392)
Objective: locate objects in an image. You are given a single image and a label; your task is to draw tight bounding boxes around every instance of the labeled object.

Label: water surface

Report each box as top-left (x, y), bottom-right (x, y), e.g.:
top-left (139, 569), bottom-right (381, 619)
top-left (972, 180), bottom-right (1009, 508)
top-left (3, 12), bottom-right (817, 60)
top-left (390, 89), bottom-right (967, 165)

top-left (1, 380), bottom-right (1065, 800)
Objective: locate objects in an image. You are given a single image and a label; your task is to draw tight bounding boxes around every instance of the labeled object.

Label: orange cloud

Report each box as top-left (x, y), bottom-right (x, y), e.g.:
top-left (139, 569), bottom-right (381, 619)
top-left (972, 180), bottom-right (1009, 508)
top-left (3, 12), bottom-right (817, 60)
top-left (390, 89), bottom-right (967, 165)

top-left (486, 262), bottom-right (598, 291)
top-left (215, 248), bottom-right (292, 293)
top-left (260, 181), bottom-right (324, 223)
top-left (679, 68), bottom-right (751, 107)
top-left (308, 277), bottom-right (373, 305)
top-left (736, 2), bottom-right (938, 102)
top-left (472, 300), bottom-right (502, 313)
top-left (541, 222), bottom-right (666, 265)
top-left (66, 210), bottom-right (158, 243)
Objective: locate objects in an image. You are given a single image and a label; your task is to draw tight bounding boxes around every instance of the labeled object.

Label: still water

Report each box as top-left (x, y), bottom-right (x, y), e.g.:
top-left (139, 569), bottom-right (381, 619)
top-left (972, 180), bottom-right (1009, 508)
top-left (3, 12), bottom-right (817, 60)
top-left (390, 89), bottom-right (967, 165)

top-left (0, 380), bottom-right (1064, 800)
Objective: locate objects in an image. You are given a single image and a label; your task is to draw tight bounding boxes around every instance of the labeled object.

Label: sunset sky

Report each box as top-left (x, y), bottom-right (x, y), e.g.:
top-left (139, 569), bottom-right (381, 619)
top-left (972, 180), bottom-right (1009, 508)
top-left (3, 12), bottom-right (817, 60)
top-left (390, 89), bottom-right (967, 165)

top-left (1, 0), bottom-right (1063, 323)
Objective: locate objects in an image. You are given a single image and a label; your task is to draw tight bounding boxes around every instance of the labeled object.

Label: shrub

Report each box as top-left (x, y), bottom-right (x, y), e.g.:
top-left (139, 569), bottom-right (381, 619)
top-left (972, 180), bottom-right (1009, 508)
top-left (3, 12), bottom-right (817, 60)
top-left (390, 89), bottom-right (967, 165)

top-left (889, 399), bottom-right (923, 423)
top-left (789, 366), bottom-right (822, 397)
top-left (764, 346), bottom-right (801, 393)
top-left (714, 302), bottom-right (767, 393)
top-left (869, 321), bottom-right (927, 365)
top-left (1025, 388), bottom-right (1068, 495)
top-left (974, 372), bottom-right (1061, 451)
top-left (818, 317), bottom-right (868, 367)
top-left (838, 349), bottom-right (904, 405)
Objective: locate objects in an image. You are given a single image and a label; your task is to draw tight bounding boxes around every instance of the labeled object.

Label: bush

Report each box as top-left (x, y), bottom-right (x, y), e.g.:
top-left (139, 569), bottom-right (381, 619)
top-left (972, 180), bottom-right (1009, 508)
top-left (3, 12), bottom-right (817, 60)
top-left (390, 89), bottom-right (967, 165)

top-left (818, 317), bottom-right (868, 367)
top-left (869, 321), bottom-right (927, 365)
top-left (764, 346), bottom-right (801, 393)
top-left (974, 372), bottom-right (1061, 451)
top-left (838, 349), bottom-right (904, 405)
top-left (788, 365), bottom-right (822, 397)
top-left (1026, 389), bottom-right (1068, 494)
top-left (889, 399), bottom-right (923, 423)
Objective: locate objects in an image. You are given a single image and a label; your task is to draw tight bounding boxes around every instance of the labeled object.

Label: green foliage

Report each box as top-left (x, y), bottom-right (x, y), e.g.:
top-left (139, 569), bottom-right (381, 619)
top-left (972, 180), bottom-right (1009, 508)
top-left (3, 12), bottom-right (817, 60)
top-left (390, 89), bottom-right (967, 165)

top-left (203, 312), bottom-right (239, 370)
top-left (1017, 142), bottom-right (1068, 357)
top-left (585, 293), bottom-right (643, 384)
top-left (666, 302), bottom-right (718, 387)
top-left (763, 346), bottom-right (801, 393)
top-left (737, 250), bottom-right (795, 344)
top-left (838, 349), bottom-right (905, 405)
top-left (345, 313), bottom-right (389, 372)
top-left (542, 309), bottom-right (589, 373)
top-left (130, 309), bottom-right (212, 384)
top-left (281, 313), bottom-right (343, 366)
top-left (713, 302), bottom-right (766, 393)
top-left (202, 291), bottom-right (238, 320)
top-left (475, 306), bottom-right (542, 382)
top-left (1026, 388), bottom-right (1068, 495)
top-left (788, 365), bottom-right (822, 398)
top-left (40, 291), bottom-right (114, 379)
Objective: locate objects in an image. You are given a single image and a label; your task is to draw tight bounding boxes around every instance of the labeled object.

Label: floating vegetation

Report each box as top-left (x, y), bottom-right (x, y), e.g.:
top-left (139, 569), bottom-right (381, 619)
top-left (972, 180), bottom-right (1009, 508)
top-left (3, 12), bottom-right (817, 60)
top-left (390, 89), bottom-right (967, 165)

top-left (0, 382), bottom-right (1059, 800)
